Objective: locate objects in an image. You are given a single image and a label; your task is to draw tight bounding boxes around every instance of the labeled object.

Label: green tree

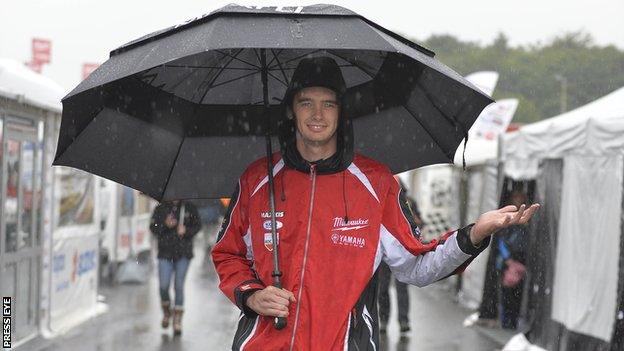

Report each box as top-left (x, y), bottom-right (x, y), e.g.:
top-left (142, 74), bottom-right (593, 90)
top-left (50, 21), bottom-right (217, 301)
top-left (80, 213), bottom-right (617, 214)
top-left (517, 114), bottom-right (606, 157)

top-left (417, 32), bottom-right (624, 124)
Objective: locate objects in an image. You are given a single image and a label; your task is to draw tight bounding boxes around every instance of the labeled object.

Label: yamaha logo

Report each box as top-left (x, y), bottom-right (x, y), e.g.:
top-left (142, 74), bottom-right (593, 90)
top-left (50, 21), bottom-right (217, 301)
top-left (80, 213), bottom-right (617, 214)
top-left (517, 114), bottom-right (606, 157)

top-left (330, 233), bottom-right (366, 248)
top-left (331, 233), bottom-right (339, 244)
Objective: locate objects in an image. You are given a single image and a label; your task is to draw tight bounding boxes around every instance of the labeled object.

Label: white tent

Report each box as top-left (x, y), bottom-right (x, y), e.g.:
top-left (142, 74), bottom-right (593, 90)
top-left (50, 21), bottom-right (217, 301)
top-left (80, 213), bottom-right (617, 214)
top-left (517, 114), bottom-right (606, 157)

top-left (0, 58), bottom-right (105, 344)
top-left (0, 58), bottom-right (65, 112)
top-left (501, 87), bottom-right (624, 347)
top-left (465, 71), bottom-right (499, 98)
top-left (503, 87), bottom-right (624, 179)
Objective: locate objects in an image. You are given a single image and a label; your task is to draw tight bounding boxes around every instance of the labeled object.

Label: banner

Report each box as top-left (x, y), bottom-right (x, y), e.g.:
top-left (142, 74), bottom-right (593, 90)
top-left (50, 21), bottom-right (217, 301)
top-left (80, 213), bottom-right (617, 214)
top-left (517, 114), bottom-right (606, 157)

top-left (56, 169), bottom-right (94, 227)
top-left (470, 99), bottom-right (519, 140)
top-left (50, 234), bottom-right (98, 332)
top-left (32, 38), bottom-right (51, 64)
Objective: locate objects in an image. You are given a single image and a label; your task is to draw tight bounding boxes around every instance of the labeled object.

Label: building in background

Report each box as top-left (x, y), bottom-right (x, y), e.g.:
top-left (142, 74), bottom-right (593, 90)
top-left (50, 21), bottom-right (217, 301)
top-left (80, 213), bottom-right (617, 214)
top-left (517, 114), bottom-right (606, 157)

top-left (0, 58), bottom-right (156, 348)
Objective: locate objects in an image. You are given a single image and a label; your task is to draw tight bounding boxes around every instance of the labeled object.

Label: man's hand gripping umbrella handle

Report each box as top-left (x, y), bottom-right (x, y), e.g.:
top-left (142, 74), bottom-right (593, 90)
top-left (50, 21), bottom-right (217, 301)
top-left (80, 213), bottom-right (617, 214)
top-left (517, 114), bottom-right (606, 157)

top-left (267, 153), bottom-right (287, 330)
top-left (272, 276), bottom-right (288, 330)
top-left (268, 169), bottom-right (287, 330)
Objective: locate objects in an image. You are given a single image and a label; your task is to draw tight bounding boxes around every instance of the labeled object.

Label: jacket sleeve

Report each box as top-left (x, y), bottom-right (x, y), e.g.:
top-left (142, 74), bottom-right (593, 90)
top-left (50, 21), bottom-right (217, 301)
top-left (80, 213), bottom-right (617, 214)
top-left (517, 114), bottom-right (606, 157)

top-left (182, 203), bottom-right (202, 238)
top-left (380, 176), bottom-right (489, 287)
top-left (211, 180), bottom-right (265, 315)
top-left (150, 204), bottom-right (168, 240)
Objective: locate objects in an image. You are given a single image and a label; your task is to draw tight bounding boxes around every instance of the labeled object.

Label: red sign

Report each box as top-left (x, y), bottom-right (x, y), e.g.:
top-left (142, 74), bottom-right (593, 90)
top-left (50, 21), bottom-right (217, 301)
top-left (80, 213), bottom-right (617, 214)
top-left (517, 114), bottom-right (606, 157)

top-left (136, 229), bottom-right (145, 245)
top-left (32, 38), bottom-right (51, 64)
top-left (82, 63), bottom-right (100, 80)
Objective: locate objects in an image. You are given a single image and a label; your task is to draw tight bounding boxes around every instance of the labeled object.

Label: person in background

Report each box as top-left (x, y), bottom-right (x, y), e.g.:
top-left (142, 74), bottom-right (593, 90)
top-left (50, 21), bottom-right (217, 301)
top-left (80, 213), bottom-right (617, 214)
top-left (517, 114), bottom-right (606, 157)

top-left (378, 177), bottom-right (424, 334)
top-left (496, 189), bottom-right (529, 329)
top-left (150, 200), bottom-right (201, 335)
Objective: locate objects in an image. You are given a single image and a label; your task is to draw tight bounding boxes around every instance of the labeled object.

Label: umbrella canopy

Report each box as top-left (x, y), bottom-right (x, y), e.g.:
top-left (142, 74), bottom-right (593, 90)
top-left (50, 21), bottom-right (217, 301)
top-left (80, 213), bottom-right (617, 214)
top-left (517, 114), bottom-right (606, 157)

top-left (54, 4), bottom-right (493, 201)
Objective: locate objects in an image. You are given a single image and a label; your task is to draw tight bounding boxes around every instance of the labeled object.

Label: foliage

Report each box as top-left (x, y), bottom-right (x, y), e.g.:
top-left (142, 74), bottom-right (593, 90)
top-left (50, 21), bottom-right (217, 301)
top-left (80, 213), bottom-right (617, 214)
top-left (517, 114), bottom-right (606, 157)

top-left (416, 32), bottom-right (624, 123)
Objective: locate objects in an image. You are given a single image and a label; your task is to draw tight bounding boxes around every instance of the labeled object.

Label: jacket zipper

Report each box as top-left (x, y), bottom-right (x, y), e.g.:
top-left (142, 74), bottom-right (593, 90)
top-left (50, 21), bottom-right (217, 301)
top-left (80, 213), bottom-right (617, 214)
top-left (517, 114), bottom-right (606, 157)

top-left (289, 164), bottom-right (317, 351)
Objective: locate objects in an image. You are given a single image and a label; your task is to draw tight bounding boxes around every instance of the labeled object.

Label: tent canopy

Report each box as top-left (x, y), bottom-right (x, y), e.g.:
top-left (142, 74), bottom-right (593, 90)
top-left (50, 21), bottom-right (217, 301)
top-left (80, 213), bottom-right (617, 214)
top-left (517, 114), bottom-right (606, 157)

top-left (0, 58), bottom-right (65, 112)
top-left (503, 87), bottom-right (624, 179)
top-left (453, 137), bottom-right (498, 167)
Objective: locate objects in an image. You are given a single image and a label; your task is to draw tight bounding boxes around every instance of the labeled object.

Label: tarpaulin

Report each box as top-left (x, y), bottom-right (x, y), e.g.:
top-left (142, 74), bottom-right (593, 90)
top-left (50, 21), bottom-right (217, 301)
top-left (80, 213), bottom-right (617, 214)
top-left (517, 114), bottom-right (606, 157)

top-left (552, 155), bottom-right (623, 342)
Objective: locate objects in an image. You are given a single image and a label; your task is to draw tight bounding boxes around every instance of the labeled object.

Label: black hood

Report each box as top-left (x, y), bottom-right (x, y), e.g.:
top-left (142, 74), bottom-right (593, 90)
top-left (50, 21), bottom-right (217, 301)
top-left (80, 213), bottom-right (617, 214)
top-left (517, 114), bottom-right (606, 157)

top-left (278, 57), bottom-right (354, 174)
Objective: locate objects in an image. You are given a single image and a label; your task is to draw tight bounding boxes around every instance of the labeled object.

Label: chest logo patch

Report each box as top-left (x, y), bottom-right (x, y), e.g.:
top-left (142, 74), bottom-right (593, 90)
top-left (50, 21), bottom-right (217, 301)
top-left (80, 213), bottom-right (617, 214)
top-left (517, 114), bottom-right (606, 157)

top-left (330, 217), bottom-right (368, 248)
top-left (261, 211), bottom-right (284, 218)
top-left (264, 233), bottom-right (280, 251)
top-left (263, 220), bottom-right (283, 231)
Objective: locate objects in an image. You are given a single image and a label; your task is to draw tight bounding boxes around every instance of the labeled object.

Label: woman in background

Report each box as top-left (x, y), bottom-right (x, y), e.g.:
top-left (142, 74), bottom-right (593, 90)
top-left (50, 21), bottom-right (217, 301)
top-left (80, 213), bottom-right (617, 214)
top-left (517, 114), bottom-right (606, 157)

top-left (150, 200), bottom-right (201, 335)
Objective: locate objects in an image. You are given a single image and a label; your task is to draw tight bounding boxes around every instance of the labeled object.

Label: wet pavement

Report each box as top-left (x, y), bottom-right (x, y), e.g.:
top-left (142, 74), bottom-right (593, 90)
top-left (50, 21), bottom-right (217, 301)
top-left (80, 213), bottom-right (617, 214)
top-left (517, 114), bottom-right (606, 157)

top-left (381, 281), bottom-right (502, 351)
top-left (25, 237), bottom-right (503, 351)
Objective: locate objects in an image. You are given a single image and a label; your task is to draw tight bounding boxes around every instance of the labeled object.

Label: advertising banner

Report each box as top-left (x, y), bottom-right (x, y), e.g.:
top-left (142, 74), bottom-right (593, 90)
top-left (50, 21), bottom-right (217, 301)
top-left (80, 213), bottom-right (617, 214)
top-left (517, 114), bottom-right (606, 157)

top-left (49, 235), bottom-right (98, 332)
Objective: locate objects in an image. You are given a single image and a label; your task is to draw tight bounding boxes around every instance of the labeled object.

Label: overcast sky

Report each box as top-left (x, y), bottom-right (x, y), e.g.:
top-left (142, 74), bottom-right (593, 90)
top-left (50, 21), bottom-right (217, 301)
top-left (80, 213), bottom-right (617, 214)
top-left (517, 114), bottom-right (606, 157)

top-left (2, 0), bottom-right (623, 91)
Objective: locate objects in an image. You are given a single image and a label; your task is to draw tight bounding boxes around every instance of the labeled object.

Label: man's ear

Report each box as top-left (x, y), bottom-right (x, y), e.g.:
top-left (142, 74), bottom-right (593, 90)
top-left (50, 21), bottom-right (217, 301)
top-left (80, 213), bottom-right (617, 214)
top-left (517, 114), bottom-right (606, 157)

top-left (286, 107), bottom-right (294, 120)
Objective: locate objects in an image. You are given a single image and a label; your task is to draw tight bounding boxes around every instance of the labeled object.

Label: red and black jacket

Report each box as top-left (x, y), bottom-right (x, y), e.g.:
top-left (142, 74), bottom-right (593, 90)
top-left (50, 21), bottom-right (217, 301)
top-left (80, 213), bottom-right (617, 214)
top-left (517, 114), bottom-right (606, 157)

top-left (212, 154), bottom-right (487, 350)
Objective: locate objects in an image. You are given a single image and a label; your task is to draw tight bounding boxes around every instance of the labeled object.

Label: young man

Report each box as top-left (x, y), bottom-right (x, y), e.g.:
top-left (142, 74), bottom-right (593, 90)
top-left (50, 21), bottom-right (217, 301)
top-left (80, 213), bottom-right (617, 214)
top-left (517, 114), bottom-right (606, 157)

top-left (212, 57), bottom-right (538, 350)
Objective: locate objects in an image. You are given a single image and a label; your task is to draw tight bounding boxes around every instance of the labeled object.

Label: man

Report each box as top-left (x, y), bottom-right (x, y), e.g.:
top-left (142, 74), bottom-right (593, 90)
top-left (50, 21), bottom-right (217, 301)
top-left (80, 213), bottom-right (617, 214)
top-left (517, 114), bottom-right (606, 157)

top-left (212, 57), bottom-right (538, 350)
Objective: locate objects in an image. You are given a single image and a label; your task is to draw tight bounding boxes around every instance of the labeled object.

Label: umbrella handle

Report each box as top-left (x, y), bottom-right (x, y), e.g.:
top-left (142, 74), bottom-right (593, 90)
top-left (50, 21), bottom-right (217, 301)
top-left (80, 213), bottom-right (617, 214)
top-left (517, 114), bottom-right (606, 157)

top-left (274, 316), bottom-right (287, 330)
top-left (260, 48), bottom-right (287, 332)
top-left (272, 281), bottom-right (287, 330)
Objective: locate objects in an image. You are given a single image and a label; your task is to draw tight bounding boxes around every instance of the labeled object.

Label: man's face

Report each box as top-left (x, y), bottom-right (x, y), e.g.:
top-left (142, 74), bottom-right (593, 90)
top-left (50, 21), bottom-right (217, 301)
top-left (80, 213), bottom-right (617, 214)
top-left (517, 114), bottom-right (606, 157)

top-left (291, 86), bottom-right (340, 147)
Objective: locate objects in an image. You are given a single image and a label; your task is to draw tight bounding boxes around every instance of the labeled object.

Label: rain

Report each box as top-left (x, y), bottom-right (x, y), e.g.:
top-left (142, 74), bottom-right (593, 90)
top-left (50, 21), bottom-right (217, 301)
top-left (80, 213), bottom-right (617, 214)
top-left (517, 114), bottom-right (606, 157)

top-left (1, 1), bottom-right (623, 351)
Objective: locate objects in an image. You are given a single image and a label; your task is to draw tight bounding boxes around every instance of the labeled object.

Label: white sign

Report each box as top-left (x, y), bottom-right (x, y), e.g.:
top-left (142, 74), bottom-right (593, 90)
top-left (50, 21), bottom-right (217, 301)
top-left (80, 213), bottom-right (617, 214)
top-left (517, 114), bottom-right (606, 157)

top-left (470, 99), bottom-right (519, 140)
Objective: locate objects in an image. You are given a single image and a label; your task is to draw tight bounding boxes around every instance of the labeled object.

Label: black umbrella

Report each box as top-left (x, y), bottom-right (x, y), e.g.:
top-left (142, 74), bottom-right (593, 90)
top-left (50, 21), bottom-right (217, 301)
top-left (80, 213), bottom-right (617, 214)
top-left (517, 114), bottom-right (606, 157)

top-left (54, 4), bottom-right (492, 329)
top-left (55, 4), bottom-right (492, 201)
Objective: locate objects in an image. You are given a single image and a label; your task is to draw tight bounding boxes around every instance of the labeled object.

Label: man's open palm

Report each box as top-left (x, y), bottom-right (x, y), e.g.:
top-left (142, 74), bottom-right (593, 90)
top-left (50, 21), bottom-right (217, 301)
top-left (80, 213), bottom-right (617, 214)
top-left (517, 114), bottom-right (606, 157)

top-left (471, 204), bottom-right (540, 244)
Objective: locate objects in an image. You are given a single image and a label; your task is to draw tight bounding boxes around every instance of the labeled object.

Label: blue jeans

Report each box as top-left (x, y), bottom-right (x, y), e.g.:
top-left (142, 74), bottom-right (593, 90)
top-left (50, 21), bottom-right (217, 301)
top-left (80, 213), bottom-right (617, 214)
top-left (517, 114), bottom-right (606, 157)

top-left (158, 258), bottom-right (190, 307)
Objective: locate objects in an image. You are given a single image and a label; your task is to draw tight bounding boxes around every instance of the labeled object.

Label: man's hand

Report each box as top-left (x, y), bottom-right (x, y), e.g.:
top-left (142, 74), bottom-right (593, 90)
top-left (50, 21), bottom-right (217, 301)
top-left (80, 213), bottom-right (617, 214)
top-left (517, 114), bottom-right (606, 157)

top-left (470, 204), bottom-right (540, 245)
top-left (246, 286), bottom-right (296, 317)
top-left (177, 225), bottom-right (186, 236)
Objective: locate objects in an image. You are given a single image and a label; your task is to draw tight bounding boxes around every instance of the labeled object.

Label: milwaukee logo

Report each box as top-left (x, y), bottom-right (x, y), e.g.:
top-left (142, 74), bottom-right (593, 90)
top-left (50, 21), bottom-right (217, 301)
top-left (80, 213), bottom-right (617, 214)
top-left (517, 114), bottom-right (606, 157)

top-left (332, 217), bottom-right (369, 231)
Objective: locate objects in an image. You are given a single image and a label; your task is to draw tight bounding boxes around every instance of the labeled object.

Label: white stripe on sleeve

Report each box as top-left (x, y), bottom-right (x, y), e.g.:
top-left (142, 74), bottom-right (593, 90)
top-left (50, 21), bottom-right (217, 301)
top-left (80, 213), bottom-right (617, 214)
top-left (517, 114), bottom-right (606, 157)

top-left (380, 225), bottom-right (471, 287)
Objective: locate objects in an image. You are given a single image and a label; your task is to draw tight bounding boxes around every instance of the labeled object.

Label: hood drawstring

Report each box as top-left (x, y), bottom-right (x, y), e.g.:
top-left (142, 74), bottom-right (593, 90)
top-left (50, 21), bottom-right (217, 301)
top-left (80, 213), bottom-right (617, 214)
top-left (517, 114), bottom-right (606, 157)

top-left (280, 169), bottom-right (286, 202)
top-left (342, 171), bottom-right (349, 223)
top-left (462, 131), bottom-right (469, 171)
